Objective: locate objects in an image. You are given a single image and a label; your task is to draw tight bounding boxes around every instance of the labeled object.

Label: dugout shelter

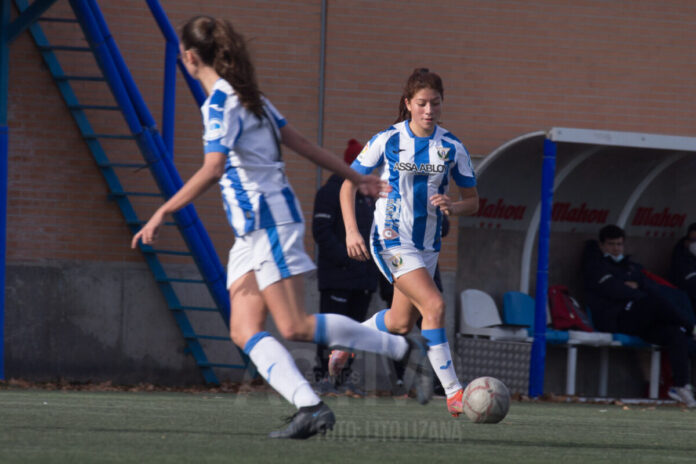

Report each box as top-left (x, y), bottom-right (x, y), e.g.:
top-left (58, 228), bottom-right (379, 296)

top-left (457, 127), bottom-right (696, 396)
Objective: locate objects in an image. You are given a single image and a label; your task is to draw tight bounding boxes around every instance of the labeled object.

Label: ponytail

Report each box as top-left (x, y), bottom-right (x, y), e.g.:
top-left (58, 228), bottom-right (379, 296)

top-left (181, 16), bottom-right (264, 117)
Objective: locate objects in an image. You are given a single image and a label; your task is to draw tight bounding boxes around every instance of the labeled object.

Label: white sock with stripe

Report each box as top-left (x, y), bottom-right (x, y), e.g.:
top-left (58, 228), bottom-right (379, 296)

top-left (314, 313), bottom-right (408, 360)
top-left (244, 332), bottom-right (320, 408)
top-left (422, 328), bottom-right (462, 397)
top-left (362, 309), bottom-right (389, 332)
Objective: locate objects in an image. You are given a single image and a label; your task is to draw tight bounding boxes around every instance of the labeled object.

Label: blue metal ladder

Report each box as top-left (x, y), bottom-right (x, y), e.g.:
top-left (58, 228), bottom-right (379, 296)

top-left (13, 0), bottom-right (250, 384)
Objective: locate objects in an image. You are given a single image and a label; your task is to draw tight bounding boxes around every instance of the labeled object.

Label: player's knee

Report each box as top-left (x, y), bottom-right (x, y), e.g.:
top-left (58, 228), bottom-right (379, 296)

top-left (389, 322), bottom-right (413, 335)
top-left (277, 321), bottom-right (312, 342)
top-left (230, 329), bottom-right (246, 348)
top-left (421, 297), bottom-right (446, 325)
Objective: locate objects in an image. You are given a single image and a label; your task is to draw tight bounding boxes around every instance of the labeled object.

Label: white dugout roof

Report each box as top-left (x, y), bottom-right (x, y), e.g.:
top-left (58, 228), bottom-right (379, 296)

top-left (458, 127), bottom-right (696, 299)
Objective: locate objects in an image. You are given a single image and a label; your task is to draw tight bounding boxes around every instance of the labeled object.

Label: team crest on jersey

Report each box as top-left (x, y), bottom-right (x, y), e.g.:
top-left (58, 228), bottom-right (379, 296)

top-left (390, 254), bottom-right (403, 268)
top-left (437, 146), bottom-right (451, 160)
top-left (205, 118), bottom-right (225, 140)
top-left (382, 228), bottom-right (399, 240)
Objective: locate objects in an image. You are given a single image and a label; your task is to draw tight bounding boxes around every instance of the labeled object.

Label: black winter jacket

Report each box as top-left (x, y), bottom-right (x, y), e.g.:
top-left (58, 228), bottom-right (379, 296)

top-left (312, 174), bottom-right (378, 291)
top-left (582, 240), bottom-right (656, 332)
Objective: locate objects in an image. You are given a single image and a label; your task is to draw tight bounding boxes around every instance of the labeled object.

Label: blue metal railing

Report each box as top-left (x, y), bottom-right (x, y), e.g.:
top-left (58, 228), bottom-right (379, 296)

top-left (71, 0), bottom-right (231, 325)
top-left (0, 0), bottom-right (12, 381)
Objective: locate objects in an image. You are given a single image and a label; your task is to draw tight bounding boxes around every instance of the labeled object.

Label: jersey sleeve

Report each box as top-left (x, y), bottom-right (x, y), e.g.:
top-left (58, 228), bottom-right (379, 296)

top-left (451, 142), bottom-right (477, 187)
top-left (262, 96), bottom-right (287, 129)
top-left (350, 133), bottom-right (384, 175)
top-left (203, 88), bottom-right (240, 155)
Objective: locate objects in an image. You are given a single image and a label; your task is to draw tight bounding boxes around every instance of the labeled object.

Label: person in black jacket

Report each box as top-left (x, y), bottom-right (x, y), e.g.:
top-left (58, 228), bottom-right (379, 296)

top-left (312, 139), bottom-right (378, 394)
top-left (671, 223), bottom-right (696, 312)
top-left (583, 225), bottom-right (696, 407)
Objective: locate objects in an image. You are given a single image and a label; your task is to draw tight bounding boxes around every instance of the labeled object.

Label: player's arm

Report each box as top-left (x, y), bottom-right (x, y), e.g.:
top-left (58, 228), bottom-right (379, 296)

top-left (340, 179), bottom-right (370, 261)
top-left (280, 124), bottom-right (385, 198)
top-left (131, 152), bottom-right (226, 248)
top-left (430, 186), bottom-right (479, 216)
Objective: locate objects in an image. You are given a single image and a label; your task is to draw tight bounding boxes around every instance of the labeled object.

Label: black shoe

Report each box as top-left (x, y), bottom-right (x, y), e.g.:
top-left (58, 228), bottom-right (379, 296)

top-left (268, 402), bottom-right (336, 439)
top-left (402, 334), bottom-right (433, 405)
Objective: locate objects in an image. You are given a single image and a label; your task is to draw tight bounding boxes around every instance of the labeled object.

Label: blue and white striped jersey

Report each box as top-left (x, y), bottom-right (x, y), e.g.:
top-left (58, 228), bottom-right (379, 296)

top-left (351, 120), bottom-right (476, 252)
top-left (201, 79), bottom-right (303, 237)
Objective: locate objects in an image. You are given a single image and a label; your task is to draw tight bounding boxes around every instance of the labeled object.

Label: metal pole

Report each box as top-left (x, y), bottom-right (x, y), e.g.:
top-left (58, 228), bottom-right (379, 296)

top-left (146, 0), bottom-right (180, 156)
top-left (529, 137), bottom-right (556, 397)
top-left (162, 41), bottom-right (177, 156)
top-left (314, 0), bottom-right (327, 261)
top-left (0, 0), bottom-right (11, 381)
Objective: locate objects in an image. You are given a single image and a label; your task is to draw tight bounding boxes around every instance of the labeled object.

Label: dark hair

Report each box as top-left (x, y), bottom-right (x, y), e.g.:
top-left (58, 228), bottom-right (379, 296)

top-left (395, 68), bottom-right (444, 123)
top-left (688, 223), bottom-right (696, 235)
top-left (180, 16), bottom-right (263, 117)
top-left (599, 225), bottom-right (625, 243)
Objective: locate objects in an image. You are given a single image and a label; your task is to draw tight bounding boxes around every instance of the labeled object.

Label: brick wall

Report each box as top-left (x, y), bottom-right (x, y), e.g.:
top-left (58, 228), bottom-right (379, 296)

top-left (7, 0), bottom-right (696, 272)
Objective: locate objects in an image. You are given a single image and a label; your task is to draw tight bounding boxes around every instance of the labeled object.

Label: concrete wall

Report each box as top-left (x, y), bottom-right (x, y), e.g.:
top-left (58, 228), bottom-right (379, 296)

top-left (5, 259), bottom-right (458, 390)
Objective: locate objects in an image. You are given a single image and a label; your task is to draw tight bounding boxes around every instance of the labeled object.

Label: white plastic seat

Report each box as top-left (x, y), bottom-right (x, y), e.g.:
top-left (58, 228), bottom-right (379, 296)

top-left (459, 289), bottom-right (530, 341)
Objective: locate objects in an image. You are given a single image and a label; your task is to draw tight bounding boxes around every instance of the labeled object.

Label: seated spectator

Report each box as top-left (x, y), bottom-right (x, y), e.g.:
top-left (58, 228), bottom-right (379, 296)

top-left (583, 225), bottom-right (696, 407)
top-left (671, 222), bottom-right (696, 312)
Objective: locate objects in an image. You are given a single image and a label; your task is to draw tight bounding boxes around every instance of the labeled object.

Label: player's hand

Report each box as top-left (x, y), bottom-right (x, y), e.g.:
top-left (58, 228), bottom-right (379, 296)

top-left (357, 174), bottom-right (391, 198)
top-left (346, 230), bottom-right (370, 261)
top-left (430, 194), bottom-right (453, 215)
top-left (131, 211), bottom-right (165, 249)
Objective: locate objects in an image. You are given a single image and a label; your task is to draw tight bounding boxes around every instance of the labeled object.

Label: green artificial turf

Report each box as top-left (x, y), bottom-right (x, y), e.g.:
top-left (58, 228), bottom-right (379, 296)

top-left (0, 390), bottom-right (694, 463)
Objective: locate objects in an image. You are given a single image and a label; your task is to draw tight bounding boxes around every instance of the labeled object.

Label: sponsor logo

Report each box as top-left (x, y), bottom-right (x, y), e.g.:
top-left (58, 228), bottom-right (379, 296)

top-left (552, 202), bottom-right (608, 224)
top-left (205, 118), bottom-right (225, 140)
top-left (394, 161), bottom-right (445, 175)
top-left (390, 255), bottom-right (403, 268)
top-left (632, 207), bottom-right (686, 228)
top-left (382, 228), bottom-right (399, 240)
top-left (476, 198), bottom-right (526, 221)
top-left (436, 146), bottom-right (450, 160)
top-left (385, 198), bottom-right (401, 238)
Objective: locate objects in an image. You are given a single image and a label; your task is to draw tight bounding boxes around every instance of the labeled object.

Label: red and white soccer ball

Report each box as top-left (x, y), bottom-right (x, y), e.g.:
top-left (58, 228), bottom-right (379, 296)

top-left (462, 376), bottom-right (511, 424)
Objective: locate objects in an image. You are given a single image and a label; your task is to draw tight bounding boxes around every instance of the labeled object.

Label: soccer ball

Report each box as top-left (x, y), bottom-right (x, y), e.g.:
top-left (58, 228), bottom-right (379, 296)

top-left (461, 376), bottom-right (511, 424)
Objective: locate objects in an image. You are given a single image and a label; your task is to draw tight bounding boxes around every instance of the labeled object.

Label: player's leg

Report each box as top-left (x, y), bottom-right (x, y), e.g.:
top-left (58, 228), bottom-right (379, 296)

top-left (229, 272), bottom-right (323, 410)
top-left (227, 235), bottom-right (334, 439)
top-left (263, 274), bottom-right (414, 363)
top-left (392, 266), bottom-right (465, 417)
top-left (313, 290), bottom-right (346, 394)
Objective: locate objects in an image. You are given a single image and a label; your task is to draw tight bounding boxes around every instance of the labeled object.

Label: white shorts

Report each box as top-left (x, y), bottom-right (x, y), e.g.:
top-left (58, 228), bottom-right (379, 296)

top-left (227, 222), bottom-right (316, 291)
top-left (373, 245), bottom-right (439, 283)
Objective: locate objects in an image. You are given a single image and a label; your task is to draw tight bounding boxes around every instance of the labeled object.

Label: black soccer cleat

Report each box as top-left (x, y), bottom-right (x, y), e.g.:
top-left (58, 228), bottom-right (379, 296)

top-left (402, 333), bottom-right (434, 405)
top-left (268, 402), bottom-right (336, 439)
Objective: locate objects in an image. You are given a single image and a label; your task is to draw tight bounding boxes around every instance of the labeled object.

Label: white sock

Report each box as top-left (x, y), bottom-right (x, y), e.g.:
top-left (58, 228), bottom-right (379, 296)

top-left (422, 328), bottom-right (462, 397)
top-left (244, 332), bottom-right (320, 409)
top-left (362, 309), bottom-right (389, 332)
top-left (314, 313), bottom-right (408, 360)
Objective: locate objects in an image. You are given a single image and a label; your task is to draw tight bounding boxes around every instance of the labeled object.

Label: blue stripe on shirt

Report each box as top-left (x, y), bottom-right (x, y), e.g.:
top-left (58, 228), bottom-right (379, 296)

top-left (411, 137), bottom-right (430, 250)
top-left (281, 187), bottom-right (302, 223)
top-left (205, 142), bottom-right (229, 155)
top-left (223, 158), bottom-right (254, 235)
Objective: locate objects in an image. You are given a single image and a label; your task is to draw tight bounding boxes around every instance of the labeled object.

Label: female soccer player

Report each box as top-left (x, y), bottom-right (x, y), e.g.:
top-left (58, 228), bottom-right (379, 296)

top-left (335, 68), bottom-right (480, 418)
top-left (131, 17), bottom-right (431, 439)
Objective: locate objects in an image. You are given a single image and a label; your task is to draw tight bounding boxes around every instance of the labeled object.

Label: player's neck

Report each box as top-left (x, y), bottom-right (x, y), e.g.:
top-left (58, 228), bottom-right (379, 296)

top-left (408, 120), bottom-right (434, 138)
top-left (198, 68), bottom-right (222, 96)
